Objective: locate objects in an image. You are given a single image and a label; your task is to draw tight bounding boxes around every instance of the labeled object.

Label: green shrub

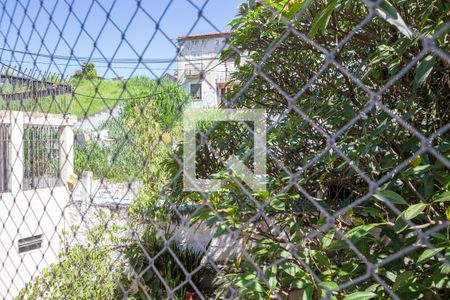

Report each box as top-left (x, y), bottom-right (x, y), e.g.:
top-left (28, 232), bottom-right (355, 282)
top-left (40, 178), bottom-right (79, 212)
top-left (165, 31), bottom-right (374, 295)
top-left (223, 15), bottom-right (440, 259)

top-left (18, 223), bottom-right (125, 299)
top-left (74, 116), bottom-right (141, 183)
top-left (124, 226), bottom-right (216, 299)
top-left (73, 62), bottom-right (98, 80)
top-left (153, 0), bottom-right (450, 299)
top-left (122, 77), bottom-right (189, 212)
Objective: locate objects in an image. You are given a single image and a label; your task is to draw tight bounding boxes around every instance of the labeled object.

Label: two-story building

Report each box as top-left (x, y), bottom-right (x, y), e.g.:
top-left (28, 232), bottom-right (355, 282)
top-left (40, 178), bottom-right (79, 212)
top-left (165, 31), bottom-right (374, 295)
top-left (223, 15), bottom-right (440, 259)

top-left (177, 31), bottom-right (236, 108)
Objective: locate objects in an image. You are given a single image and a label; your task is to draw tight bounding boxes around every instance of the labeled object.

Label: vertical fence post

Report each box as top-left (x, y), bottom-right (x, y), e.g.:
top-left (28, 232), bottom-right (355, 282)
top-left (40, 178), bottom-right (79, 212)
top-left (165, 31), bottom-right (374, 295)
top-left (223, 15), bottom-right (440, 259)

top-left (10, 111), bottom-right (23, 193)
top-left (59, 123), bottom-right (74, 187)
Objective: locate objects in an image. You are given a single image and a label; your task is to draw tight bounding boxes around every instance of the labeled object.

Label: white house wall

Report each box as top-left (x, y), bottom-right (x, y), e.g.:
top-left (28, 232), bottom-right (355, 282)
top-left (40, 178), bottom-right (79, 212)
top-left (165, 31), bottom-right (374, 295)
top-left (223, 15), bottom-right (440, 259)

top-left (177, 36), bottom-right (236, 108)
top-left (0, 111), bottom-right (75, 299)
top-left (0, 187), bottom-right (70, 299)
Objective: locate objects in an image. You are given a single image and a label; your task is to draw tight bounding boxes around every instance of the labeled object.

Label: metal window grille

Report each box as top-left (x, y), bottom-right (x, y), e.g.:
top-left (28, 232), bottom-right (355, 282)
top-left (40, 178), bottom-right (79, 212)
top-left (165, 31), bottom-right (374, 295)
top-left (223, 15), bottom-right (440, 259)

top-left (0, 124), bottom-right (10, 192)
top-left (23, 125), bottom-right (61, 189)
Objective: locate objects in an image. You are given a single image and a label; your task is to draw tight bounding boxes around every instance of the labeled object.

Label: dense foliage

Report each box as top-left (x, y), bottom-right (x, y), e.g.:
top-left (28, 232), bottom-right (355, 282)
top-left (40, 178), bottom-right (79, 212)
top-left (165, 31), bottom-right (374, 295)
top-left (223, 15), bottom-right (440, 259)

top-left (160, 0), bottom-right (450, 299)
top-left (18, 224), bottom-right (125, 299)
top-left (74, 115), bottom-right (141, 182)
top-left (122, 77), bottom-right (189, 211)
top-left (74, 77), bottom-right (187, 183)
top-left (19, 1), bottom-right (450, 299)
top-left (124, 226), bottom-right (216, 299)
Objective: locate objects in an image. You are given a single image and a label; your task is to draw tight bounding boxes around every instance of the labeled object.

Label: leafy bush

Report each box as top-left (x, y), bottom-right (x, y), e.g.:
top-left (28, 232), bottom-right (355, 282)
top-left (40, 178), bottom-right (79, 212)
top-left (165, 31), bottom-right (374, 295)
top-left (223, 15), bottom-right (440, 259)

top-left (18, 223), bottom-right (125, 299)
top-left (155, 0), bottom-right (449, 299)
top-left (75, 115), bottom-right (141, 183)
top-left (124, 226), bottom-right (216, 299)
top-left (122, 77), bottom-right (189, 212)
top-left (73, 62), bottom-right (98, 80)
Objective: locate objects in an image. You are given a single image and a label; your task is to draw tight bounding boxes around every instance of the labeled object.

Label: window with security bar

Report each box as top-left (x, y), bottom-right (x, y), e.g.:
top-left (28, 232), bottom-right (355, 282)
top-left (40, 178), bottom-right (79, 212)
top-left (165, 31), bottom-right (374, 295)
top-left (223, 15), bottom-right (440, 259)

top-left (23, 125), bottom-right (61, 189)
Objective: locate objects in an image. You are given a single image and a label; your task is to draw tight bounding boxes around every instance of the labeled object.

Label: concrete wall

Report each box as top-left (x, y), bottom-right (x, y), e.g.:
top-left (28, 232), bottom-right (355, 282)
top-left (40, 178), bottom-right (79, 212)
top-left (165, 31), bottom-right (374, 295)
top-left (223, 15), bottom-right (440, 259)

top-left (0, 111), bottom-right (75, 299)
top-left (177, 35), bottom-right (236, 108)
top-left (67, 200), bottom-right (241, 265)
top-left (69, 172), bottom-right (239, 263)
top-left (0, 188), bottom-right (70, 298)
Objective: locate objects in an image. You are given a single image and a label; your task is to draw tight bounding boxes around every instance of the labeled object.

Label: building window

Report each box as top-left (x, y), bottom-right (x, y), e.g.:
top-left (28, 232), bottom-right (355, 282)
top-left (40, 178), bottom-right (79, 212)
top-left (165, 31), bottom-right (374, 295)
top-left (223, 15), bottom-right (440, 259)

top-left (23, 125), bottom-right (61, 189)
top-left (185, 62), bottom-right (203, 78)
top-left (18, 234), bottom-right (43, 254)
top-left (0, 124), bottom-right (10, 192)
top-left (190, 83), bottom-right (202, 101)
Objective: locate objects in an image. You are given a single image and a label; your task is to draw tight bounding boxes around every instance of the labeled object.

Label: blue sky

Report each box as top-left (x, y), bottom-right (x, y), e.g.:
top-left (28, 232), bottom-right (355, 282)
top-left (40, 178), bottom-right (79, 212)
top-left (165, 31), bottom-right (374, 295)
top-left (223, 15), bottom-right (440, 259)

top-left (0, 0), bottom-right (243, 78)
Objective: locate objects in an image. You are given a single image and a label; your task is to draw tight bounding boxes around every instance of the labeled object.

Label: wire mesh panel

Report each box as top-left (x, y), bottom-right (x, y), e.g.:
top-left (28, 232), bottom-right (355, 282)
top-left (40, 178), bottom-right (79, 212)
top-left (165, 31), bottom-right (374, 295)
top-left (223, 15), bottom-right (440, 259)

top-left (23, 125), bottom-right (61, 189)
top-left (0, 0), bottom-right (448, 299)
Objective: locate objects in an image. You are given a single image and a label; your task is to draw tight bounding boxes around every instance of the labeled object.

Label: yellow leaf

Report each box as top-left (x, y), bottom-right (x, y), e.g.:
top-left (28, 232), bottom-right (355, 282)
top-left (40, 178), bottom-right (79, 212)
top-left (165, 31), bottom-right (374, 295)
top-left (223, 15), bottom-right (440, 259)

top-left (410, 156), bottom-right (421, 167)
top-left (282, 0), bottom-right (308, 19)
top-left (283, 0), bottom-right (301, 11)
top-left (446, 206), bottom-right (450, 221)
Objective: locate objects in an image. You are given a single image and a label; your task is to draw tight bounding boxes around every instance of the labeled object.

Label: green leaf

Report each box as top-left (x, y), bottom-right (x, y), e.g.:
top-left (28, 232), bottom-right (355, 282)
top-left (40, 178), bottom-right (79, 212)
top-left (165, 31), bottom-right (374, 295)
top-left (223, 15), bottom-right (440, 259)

top-left (374, 190), bottom-right (407, 205)
top-left (322, 230), bottom-right (335, 249)
top-left (283, 0), bottom-right (311, 20)
top-left (394, 216), bottom-right (408, 233)
top-left (308, 0), bottom-right (337, 38)
top-left (214, 223), bottom-right (229, 237)
top-left (393, 270), bottom-right (413, 291)
top-left (235, 53), bottom-right (241, 67)
top-left (412, 164), bottom-right (433, 175)
top-left (403, 203), bottom-right (427, 220)
top-left (370, 0), bottom-right (413, 38)
top-left (417, 248), bottom-right (445, 265)
top-left (320, 281), bottom-right (339, 292)
top-left (270, 199), bottom-right (286, 211)
top-left (343, 291), bottom-right (377, 300)
top-left (254, 190), bottom-right (270, 200)
top-left (303, 286), bottom-right (313, 300)
top-left (414, 55), bottom-right (436, 90)
top-left (267, 265), bottom-right (278, 290)
top-left (345, 224), bottom-right (377, 243)
top-left (189, 208), bottom-right (211, 224)
top-left (434, 191), bottom-right (450, 203)
top-left (281, 261), bottom-right (301, 277)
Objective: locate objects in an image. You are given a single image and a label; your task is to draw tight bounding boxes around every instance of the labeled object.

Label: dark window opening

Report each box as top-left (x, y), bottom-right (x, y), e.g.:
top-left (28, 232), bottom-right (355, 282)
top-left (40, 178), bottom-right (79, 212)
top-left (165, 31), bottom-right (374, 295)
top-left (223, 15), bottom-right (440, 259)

top-left (190, 83), bottom-right (202, 101)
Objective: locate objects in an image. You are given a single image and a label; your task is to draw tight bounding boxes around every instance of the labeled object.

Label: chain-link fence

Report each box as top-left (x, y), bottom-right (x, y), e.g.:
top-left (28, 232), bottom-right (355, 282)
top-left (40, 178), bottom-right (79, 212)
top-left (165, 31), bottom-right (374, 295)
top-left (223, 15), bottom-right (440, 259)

top-left (0, 0), bottom-right (449, 299)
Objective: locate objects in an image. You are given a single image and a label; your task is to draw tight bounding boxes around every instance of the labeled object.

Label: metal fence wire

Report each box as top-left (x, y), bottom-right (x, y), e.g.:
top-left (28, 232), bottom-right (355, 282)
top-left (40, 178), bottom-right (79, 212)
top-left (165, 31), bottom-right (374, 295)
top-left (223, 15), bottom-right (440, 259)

top-left (0, 0), bottom-right (449, 299)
